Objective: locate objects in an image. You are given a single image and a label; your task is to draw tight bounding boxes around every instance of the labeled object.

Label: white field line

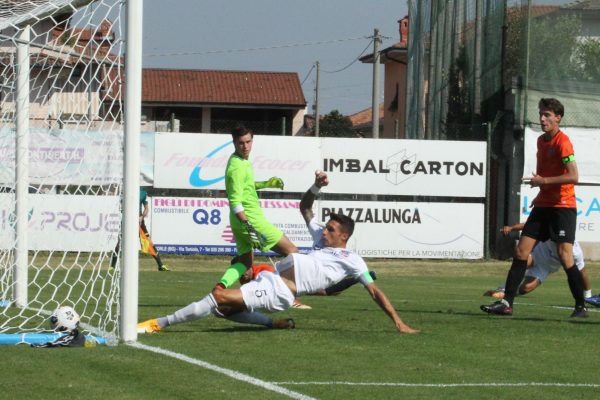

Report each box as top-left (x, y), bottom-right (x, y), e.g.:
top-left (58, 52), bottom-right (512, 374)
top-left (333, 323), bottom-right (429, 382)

top-left (272, 381), bottom-right (600, 388)
top-left (128, 342), bottom-right (317, 400)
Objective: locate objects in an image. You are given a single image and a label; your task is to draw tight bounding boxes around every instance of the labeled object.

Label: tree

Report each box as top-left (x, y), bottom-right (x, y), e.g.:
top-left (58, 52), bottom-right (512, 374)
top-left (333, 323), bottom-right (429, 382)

top-left (318, 110), bottom-right (355, 137)
top-left (574, 38), bottom-right (600, 83)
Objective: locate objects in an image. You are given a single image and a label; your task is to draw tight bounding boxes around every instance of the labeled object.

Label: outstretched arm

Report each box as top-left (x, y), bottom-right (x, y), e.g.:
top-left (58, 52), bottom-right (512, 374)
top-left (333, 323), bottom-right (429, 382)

top-left (300, 170), bottom-right (329, 224)
top-left (364, 283), bottom-right (419, 334)
top-left (500, 222), bottom-right (525, 236)
top-left (255, 177), bottom-right (284, 190)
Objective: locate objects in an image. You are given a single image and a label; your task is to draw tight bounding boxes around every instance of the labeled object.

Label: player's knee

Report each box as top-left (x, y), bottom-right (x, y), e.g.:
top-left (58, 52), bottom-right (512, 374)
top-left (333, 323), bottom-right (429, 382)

top-left (514, 246), bottom-right (529, 261)
top-left (212, 289), bottom-right (227, 305)
top-left (519, 283), bottom-right (533, 294)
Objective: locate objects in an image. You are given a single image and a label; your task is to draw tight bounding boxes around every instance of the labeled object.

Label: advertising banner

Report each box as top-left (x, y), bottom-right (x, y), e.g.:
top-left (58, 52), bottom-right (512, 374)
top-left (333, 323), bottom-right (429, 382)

top-left (153, 133), bottom-right (487, 197)
top-left (150, 196), bottom-right (484, 259)
top-left (153, 133), bottom-right (319, 191)
top-left (150, 196), bottom-right (312, 255)
top-left (524, 127), bottom-right (600, 184)
top-left (0, 129), bottom-right (154, 186)
top-left (0, 194), bottom-right (120, 251)
top-left (320, 200), bottom-right (484, 259)
top-left (320, 138), bottom-right (487, 197)
top-left (520, 185), bottom-right (600, 243)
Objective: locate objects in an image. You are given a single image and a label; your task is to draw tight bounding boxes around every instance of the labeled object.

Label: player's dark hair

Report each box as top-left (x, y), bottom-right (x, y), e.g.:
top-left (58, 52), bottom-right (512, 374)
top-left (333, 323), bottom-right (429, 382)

top-left (538, 98), bottom-right (564, 117)
top-left (329, 213), bottom-right (355, 237)
top-left (231, 124), bottom-right (253, 139)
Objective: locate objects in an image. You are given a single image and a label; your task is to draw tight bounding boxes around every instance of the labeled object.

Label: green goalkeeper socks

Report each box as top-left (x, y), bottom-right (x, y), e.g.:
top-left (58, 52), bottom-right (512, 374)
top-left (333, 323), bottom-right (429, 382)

top-left (219, 262), bottom-right (247, 288)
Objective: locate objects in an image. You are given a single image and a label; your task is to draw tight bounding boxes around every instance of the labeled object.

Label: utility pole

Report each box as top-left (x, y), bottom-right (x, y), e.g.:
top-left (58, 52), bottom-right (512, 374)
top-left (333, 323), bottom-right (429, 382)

top-left (372, 28), bottom-right (381, 138)
top-left (314, 61), bottom-right (320, 137)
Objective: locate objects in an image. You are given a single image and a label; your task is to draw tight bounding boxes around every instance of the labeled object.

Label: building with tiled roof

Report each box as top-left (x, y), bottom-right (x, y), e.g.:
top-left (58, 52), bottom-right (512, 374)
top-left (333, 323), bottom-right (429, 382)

top-left (141, 68), bottom-right (307, 135)
top-left (348, 104), bottom-right (383, 138)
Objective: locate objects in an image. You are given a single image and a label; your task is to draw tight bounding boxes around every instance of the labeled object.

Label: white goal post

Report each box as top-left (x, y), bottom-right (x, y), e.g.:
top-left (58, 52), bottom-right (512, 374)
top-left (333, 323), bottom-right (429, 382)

top-left (0, 0), bottom-right (141, 344)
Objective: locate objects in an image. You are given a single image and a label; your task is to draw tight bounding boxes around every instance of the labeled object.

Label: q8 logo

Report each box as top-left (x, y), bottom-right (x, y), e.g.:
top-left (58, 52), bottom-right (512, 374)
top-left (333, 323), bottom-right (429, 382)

top-left (192, 209), bottom-right (221, 225)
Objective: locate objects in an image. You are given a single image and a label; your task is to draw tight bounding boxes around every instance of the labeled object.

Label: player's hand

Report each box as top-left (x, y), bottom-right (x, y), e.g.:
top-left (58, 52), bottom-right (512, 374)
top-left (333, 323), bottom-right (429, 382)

top-left (524, 172), bottom-right (544, 187)
top-left (500, 226), bottom-right (512, 236)
top-left (314, 170), bottom-right (329, 188)
top-left (243, 221), bottom-right (266, 250)
top-left (239, 268), bottom-right (253, 285)
top-left (266, 176), bottom-right (284, 190)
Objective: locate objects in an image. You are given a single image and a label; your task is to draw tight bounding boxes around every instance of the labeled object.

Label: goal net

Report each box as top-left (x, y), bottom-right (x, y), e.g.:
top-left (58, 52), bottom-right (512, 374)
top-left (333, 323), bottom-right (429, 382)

top-left (0, 0), bottom-right (126, 344)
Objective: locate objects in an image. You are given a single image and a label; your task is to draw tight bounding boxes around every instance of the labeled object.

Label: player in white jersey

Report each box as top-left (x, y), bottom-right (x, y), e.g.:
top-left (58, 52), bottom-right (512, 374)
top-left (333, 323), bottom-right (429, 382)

top-left (137, 171), bottom-right (419, 335)
top-left (484, 223), bottom-right (592, 299)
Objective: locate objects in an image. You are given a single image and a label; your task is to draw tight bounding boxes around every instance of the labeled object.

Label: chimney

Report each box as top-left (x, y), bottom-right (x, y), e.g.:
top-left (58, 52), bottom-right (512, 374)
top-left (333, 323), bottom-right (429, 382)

top-left (398, 16), bottom-right (409, 48)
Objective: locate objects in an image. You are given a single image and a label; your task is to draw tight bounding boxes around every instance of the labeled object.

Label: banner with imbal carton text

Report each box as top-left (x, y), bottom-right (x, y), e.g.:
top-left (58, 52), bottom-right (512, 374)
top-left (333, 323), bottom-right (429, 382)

top-left (153, 133), bottom-right (487, 197)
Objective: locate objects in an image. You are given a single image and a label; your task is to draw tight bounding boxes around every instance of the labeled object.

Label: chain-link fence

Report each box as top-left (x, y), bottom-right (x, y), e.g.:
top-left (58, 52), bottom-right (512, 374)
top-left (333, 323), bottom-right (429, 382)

top-left (407, 0), bottom-right (600, 138)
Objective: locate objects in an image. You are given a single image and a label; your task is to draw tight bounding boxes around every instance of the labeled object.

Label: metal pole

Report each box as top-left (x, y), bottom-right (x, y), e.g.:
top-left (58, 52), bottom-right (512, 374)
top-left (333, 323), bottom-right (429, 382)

top-left (523, 0), bottom-right (532, 127)
top-left (474, 0), bottom-right (482, 115)
top-left (314, 61), bottom-right (320, 137)
top-left (14, 25), bottom-right (30, 308)
top-left (121, 0), bottom-right (143, 343)
top-left (484, 122), bottom-right (492, 259)
top-left (372, 28), bottom-right (381, 138)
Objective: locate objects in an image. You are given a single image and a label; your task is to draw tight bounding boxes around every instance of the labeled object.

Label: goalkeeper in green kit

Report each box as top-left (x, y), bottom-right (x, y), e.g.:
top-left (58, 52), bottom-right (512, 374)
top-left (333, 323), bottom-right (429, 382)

top-left (214, 125), bottom-right (298, 291)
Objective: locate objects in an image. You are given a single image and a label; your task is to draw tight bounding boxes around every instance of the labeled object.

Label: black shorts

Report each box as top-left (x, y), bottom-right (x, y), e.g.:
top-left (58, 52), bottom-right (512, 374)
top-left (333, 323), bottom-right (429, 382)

top-left (522, 207), bottom-right (576, 244)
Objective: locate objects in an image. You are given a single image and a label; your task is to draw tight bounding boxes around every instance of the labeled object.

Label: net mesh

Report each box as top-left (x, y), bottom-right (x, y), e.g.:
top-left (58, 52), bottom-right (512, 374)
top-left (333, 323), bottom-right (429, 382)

top-left (406, 0), bottom-right (600, 139)
top-left (0, 0), bottom-right (124, 342)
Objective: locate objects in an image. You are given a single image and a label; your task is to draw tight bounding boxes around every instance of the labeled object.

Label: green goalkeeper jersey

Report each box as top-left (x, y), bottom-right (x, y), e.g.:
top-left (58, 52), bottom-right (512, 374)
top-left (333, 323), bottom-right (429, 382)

top-left (225, 154), bottom-right (261, 219)
top-left (225, 153), bottom-right (283, 254)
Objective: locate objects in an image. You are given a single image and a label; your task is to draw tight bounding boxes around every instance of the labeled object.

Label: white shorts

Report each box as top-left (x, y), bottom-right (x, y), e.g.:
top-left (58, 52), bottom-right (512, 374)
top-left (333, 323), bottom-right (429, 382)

top-left (527, 241), bottom-right (584, 283)
top-left (240, 271), bottom-right (295, 313)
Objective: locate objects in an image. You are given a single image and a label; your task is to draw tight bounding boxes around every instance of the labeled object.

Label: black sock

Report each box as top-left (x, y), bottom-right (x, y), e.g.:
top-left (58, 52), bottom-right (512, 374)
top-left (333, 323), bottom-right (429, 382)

top-left (504, 259), bottom-right (528, 306)
top-left (565, 265), bottom-right (585, 309)
top-left (154, 253), bottom-right (163, 268)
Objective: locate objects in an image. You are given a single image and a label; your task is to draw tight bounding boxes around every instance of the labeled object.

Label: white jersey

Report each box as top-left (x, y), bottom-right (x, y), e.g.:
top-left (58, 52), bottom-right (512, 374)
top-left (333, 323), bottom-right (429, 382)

top-left (527, 240), bottom-right (584, 283)
top-left (287, 217), bottom-right (369, 296)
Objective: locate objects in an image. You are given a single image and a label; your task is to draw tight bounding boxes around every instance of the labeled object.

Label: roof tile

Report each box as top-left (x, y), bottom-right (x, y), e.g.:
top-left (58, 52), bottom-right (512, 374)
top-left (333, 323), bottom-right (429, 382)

top-left (142, 68), bottom-right (306, 107)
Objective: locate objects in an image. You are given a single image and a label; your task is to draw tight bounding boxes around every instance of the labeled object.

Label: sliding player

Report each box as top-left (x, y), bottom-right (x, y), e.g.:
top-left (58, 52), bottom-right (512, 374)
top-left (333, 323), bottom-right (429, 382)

top-left (138, 171), bottom-right (419, 334)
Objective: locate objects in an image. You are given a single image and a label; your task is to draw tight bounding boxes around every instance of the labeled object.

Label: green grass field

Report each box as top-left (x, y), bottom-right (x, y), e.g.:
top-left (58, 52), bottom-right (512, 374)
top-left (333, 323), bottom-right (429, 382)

top-left (2, 255), bottom-right (600, 400)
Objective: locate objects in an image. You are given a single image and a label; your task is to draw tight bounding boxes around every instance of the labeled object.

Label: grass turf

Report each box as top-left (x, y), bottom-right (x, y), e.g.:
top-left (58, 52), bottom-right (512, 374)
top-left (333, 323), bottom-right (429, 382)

top-left (1, 255), bottom-right (600, 399)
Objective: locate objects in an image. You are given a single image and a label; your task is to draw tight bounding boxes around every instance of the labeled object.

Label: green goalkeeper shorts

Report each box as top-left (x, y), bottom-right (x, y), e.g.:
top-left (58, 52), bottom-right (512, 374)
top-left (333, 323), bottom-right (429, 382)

top-left (230, 213), bottom-right (284, 255)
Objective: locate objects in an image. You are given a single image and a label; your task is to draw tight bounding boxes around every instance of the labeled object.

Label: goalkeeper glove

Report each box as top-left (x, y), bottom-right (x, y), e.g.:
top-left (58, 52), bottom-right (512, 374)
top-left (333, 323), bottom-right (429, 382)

top-left (243, 220), bottom-right (267, 250)
top-left (256, 177), bottom-right (284, 190)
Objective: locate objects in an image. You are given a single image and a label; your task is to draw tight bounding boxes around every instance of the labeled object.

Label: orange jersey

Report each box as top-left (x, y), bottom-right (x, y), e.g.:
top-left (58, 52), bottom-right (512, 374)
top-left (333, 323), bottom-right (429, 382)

top-left (533, 130), bottom-right (576, 208)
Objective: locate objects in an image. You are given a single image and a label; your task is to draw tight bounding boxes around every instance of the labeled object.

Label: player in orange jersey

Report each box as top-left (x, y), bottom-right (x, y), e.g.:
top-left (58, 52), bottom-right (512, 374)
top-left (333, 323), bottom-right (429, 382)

top-left (482, 98), bottom-right (586, 317)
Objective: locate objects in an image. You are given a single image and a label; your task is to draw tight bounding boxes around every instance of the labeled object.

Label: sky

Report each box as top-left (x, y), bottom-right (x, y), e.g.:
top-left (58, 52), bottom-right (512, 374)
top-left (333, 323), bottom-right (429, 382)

top-left (141, 0), bottom-right (409, 116)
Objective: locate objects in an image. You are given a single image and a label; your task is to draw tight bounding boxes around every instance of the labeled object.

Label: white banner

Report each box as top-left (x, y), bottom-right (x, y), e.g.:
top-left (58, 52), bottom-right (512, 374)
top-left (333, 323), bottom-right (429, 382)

top-left (524, 127), bottom-right (600, 184)
top-left (0, 128), bottom-right (155, 186)
top-left (520, 185), bottom-right (600, 243)
top-left (153, 133), bottom-right (487, 197)
top-left (0, 194), bottom-right (120, 251)
top-left (320, 200), bottom-right (484, 259)
top-left (320, 138), bottom-right (487, 197)
top-left (153, 133), bottom-right (319, 191)
top-left (150, 196), bottom-right (312, 255)
top-left (150, 196), bottom-right (484, 259)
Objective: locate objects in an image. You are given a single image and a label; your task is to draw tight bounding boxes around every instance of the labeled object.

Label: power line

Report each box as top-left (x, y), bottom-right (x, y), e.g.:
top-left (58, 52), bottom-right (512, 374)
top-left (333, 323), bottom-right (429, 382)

top-left (300, 64), bottom-right (315, 85)
top-left (321, 38), bottom-right (374, 74)
top-left (143, 36), bottom-right (369, 58)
